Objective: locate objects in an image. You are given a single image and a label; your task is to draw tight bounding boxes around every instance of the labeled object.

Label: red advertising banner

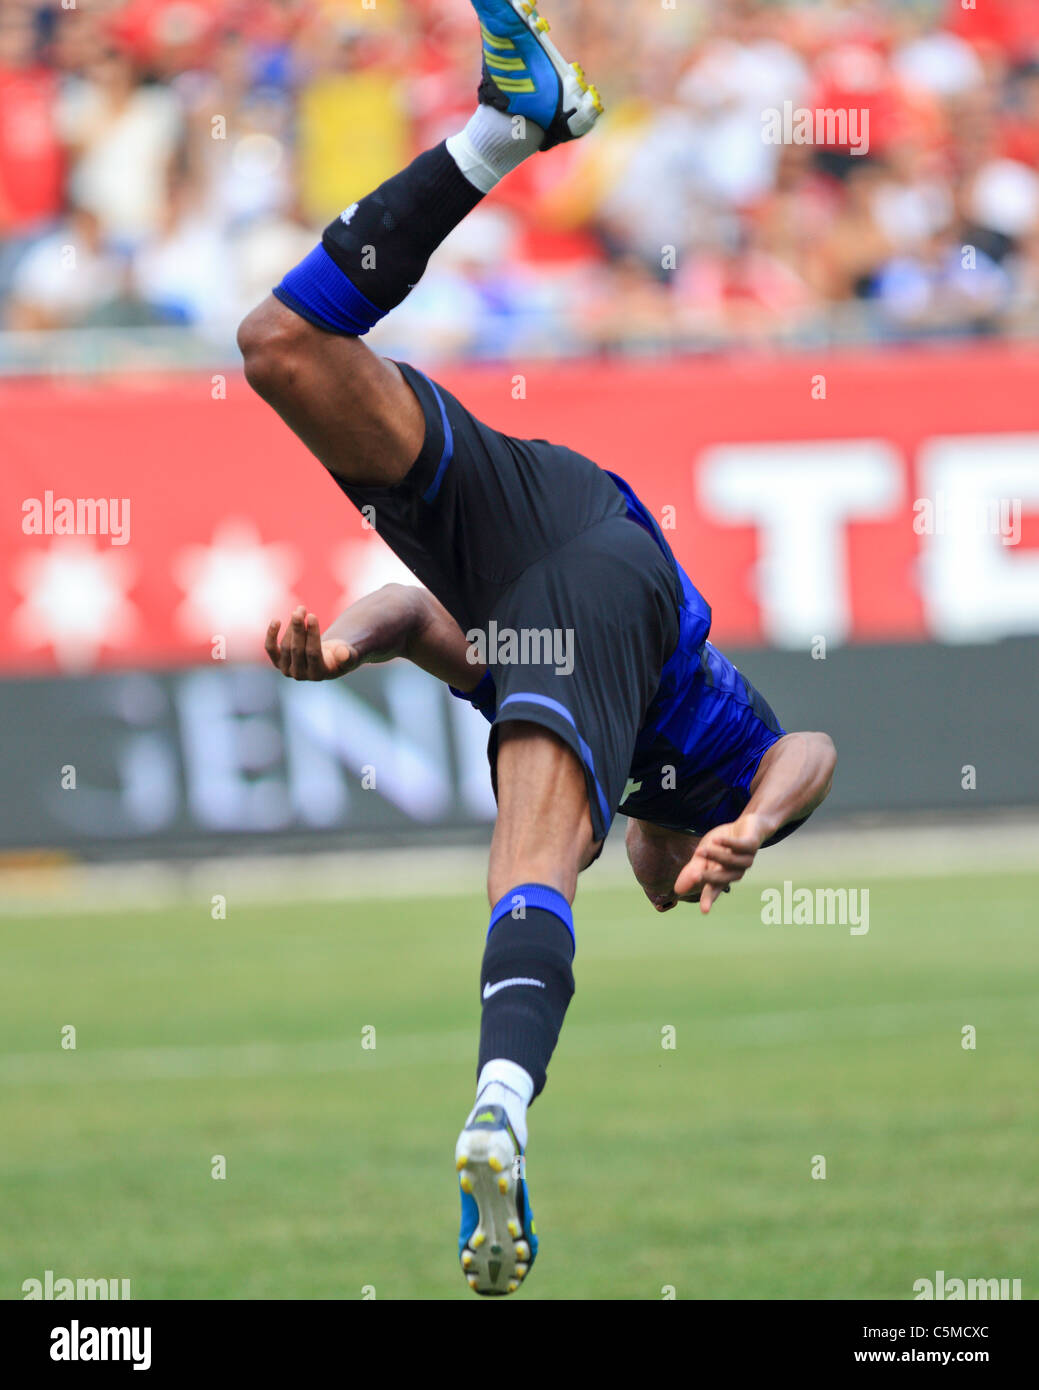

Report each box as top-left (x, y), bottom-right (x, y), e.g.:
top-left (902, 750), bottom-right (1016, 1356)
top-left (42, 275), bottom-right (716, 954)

top-left (3, 344), bottom-right (1038, 673)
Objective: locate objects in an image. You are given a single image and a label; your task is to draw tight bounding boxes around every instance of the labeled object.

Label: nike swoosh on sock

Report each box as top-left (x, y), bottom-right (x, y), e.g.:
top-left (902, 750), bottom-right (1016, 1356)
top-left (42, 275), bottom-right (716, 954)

top-left (482, 977), bottom-right (546, 1000)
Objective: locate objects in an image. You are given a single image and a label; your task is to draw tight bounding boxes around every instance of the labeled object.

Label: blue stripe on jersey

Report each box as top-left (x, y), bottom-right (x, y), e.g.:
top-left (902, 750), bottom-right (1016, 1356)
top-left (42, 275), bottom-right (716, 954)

top-left (499, 692), bottom-right (611, 829)
top-left (419, 376), bottom-right (455, 503)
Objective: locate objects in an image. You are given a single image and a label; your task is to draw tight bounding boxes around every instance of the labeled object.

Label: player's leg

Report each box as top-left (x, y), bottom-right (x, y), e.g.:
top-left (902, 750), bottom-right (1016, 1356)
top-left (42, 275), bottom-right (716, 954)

top-left (237, 304), bottom-right (425, 489)
top-left (237, 0), bottom-right (602, 490)
top-left (487, 723), bottom-right (601, 902)
top-left (482, 722), bottom-right (599, 1134)
top-left (453, 508), bottom-right (680, 1295)
top-left (237, 131), bottom-right (494, 486)
top-left (456, 723), bottom-right (599, 1296)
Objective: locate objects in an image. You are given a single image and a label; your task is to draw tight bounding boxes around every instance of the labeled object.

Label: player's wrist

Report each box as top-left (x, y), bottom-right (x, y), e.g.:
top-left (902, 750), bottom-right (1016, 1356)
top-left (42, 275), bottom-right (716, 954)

top-left (736, 810), bottom-right (771, 848)
top-left (325, 584), bottom-right (420, 666)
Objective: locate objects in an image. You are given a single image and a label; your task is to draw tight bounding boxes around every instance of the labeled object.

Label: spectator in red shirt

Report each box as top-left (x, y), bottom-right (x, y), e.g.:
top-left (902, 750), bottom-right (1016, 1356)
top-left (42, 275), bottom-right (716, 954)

top-left (944, 0), bottom-right (1039, 66)
top-left (0, 3), bottom-right (64, 289)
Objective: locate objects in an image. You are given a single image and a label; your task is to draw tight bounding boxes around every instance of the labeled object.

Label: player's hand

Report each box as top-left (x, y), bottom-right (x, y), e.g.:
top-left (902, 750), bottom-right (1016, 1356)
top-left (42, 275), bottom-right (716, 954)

top-left (265, 607), bottom-right (358, 680)
top-left (673, 813), bottom-right (765, 915)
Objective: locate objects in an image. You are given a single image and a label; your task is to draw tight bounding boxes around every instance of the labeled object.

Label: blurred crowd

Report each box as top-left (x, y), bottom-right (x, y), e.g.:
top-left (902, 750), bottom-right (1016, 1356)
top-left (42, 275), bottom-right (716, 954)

top-left (2, 0), bottom-right (1039, 358)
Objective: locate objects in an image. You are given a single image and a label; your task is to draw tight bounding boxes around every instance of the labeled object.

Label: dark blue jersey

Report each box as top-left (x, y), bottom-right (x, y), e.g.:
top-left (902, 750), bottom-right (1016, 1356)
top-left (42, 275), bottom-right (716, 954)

top-left (333, 362), bottom-right (801, 845)
top-left (452, 471), bottom-right (801, 843)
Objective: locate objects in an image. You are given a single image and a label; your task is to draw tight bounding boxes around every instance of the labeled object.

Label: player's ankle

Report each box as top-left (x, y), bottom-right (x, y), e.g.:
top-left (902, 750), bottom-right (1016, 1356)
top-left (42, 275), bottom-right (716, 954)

top-left (446, 105), bottom-right (545, 195)
top-left (469, 1060), bottom-right (535, 1151)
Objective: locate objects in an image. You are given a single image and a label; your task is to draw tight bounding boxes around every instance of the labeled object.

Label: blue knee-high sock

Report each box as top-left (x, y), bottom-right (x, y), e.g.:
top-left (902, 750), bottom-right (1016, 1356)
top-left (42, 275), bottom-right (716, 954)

top-left (478, 883), bottom-right (575, 1100)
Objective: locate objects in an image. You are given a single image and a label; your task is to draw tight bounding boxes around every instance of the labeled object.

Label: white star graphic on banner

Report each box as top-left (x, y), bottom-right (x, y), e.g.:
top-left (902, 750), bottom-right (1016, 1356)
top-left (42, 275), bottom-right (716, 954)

top-left (174, 519), bottom-right (299, 659)
top-left (12, 541), bottom-right (137, 672)
top-left (332, 536), bottom-right (423, 612)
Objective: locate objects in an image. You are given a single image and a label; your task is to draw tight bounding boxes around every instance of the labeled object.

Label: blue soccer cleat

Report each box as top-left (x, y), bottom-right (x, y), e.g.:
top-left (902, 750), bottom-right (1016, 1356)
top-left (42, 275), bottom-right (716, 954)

top-left (456, 1104), bottom-right (538, 1295)
top-left (470, 0), bottom-right (603, 150)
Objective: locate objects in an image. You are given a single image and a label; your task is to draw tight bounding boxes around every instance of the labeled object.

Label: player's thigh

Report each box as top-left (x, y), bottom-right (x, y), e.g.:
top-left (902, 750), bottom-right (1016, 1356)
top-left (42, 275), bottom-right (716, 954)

top-left (237, 295), bottom-right (424, 487)
top-left (488, 723), bottom-right (600, 905)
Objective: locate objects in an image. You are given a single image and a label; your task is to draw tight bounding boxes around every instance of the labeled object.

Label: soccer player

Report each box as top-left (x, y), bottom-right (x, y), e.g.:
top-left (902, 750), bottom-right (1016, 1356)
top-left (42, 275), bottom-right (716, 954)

top-left (241, 0), bottom-right (836, 1296)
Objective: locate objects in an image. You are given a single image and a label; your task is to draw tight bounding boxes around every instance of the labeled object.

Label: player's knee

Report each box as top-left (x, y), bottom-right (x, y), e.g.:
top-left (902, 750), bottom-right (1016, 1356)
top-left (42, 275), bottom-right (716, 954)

top-left (237, 297), bottom-right (310, 402)
top-left (486, 828), bottom-right (598, 905)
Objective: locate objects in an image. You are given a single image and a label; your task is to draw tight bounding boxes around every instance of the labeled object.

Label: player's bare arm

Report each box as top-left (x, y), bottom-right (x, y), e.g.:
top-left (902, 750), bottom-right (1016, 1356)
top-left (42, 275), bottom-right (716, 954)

top-left (627, 731), bottom-right (837, 915)
top-left (265, 590), bottom-right (598, 904)
top-left (265, 585), bottom-right (483, 690)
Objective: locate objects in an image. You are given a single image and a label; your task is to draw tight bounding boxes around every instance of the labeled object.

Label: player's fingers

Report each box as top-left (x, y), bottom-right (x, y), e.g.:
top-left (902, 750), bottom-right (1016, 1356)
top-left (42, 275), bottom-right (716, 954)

top-left (677, 854), bottom-right (743, 896)
top-left (277, 607), bottom-right (301, 677)
top-left (699, 841), bottom-right (755, 870)
top-left (324, 641), bottom-right (355, 675)
top-left (289, 608), bottom-right (308, 679)
top-left (273, 618), bottom-right (294, 676)
top-left (700, 882), bottom-right (720, 914)
top-left (303, 612), bottom-right (324, 676)
top-left (703, 845), bottom-right (751, 867)
top-left (264, 619), bottom-right (283, 669)
top-left (700, 862), bottom-right (746, 887)
top-left (673, 860), bottom-right (704, 898)
top-left (713, 833), bottom-right (759, 855)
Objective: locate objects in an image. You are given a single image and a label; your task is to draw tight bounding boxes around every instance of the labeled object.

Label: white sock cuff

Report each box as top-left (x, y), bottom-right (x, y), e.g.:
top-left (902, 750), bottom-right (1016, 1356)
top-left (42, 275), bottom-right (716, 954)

top-left (446, 106), bottom-right (545, 194)
top-left (476, 1058), bottom-right (535, 1107)
top-left (445, 129), bottom-right (498, 196)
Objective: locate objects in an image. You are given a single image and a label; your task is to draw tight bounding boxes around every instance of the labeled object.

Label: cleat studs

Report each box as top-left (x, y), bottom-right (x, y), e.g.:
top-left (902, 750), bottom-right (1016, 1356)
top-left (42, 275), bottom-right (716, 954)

top-left (507, 1280), bottom-right (519, 1293)
top-left (467, 1275), bottom-right (479, 1290)
top-left (515, 1263), bottom-right (529, 1277)
top-left (487, 1156), bottom-right (504, 1173)
top-left (462, 1251), bottom-right (473, 1269)
top-left (459, 1173), bottom-right (473, 1194)
top-left (535, 17), bottom-right (549, 32)
top-left (455, 1155), bottom-right (468, 1171)
top-left (507, 1220), bottom-right (520, 1239)
top-left (515, 1241), bottom-right (530, 1260)
top-left (498, 1176), bottom-right (509, 1194)
top-left (472, 1232), bottom-right (486, 1248)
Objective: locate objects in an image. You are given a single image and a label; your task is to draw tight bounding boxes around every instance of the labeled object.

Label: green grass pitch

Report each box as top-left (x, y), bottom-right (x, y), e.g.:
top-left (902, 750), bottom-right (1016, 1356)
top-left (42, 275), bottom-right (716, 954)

top-left (1, 868), bottom-right (1036, 1300)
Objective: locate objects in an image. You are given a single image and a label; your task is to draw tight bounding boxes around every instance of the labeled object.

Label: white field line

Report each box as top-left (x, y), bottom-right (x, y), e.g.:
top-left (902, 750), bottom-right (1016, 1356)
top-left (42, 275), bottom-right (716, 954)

top-left (1, 994), bottom-right (1035, 1087)
top-left (1, 815), bottom-right (1037, 916)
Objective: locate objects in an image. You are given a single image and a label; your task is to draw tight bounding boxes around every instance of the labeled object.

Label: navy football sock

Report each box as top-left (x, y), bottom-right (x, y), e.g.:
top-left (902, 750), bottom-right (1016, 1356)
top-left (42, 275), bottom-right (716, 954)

top-left (478, 884), bottom-right (575, 1100)
top-left (274, 142), bottom-right (483, 336)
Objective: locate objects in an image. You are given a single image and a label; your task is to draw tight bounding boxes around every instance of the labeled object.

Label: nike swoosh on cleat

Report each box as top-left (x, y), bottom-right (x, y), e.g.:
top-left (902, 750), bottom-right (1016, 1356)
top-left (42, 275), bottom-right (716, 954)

top-left (482, 977), bottom-right (546, 1000)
